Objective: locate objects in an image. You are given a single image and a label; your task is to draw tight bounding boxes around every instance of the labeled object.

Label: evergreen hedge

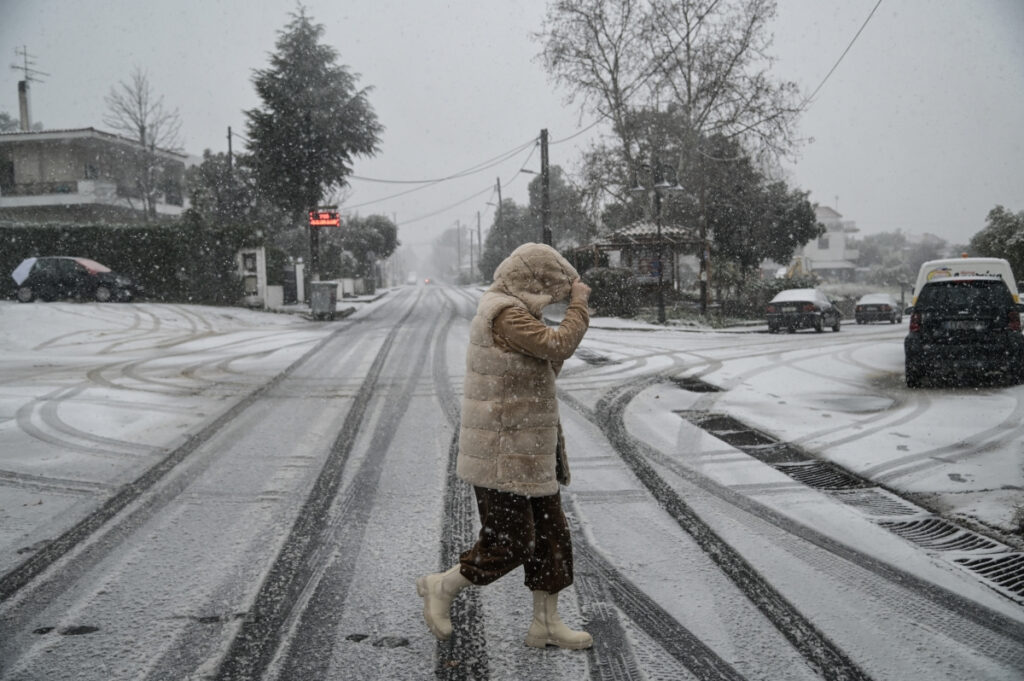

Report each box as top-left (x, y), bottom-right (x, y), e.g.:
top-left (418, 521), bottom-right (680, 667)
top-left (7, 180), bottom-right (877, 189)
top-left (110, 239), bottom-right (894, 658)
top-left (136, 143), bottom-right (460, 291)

top-left (583, 267), bottom-right (642, 317)
top-left (1, 215), bottom-right (254, 305)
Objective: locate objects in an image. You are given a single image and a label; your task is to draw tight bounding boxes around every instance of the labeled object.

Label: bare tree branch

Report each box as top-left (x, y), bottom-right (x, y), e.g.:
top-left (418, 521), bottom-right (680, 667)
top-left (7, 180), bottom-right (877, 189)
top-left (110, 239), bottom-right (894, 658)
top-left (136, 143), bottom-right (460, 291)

top-left (103, 67), bottom-right (184, 220)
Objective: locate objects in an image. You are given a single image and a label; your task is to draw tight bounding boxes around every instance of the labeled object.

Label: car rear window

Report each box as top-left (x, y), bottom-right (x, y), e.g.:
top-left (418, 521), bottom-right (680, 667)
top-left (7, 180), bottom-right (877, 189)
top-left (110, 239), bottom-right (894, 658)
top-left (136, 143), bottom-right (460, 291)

top-left (917, 280), bottom-right (1012, 309)
top-left (771, 289), bottom-right (815, 303)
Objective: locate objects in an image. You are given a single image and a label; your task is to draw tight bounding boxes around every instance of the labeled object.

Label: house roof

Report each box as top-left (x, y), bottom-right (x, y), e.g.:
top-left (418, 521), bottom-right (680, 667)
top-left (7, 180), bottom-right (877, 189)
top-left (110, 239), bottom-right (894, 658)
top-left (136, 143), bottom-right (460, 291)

top-left (0, 127), bottom-right (188, 160)
top-left (595, 220), bottom-right (700, 248)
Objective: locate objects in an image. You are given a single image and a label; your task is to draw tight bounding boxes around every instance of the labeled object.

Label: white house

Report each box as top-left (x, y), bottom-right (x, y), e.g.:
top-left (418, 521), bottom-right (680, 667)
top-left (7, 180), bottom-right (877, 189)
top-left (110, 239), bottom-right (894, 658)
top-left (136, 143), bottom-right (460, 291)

top-left (797, 206), bottom-right (860, 281)
top-left (0, 127), bottom-right (189, 224)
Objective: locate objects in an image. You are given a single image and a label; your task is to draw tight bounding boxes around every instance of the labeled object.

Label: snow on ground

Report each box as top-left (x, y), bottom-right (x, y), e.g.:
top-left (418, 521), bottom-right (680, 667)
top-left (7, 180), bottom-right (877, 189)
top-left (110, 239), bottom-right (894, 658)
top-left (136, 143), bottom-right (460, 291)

top-left (0, 292), bottom-right (395, 571)
top-left (2, 290), bottom-right (1021, 588)
top-left (573, 314), bottom-right (1024, 540)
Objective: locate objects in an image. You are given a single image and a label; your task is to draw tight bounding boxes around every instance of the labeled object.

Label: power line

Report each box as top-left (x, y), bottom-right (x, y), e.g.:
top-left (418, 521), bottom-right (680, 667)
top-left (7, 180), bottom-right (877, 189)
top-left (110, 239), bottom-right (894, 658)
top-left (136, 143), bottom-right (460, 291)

top-left (343, 140), bottom-right (537, 210)
top-left (350, 136), bottom-right (536, 184)
top-left (801, 0), bottom-right (883, 110)
top-left (385, 143), bottom-right (540, 228)
top-left (394, 185), bottom-right (494, 226)
top-left (550, 117), bottom-right (603, 145)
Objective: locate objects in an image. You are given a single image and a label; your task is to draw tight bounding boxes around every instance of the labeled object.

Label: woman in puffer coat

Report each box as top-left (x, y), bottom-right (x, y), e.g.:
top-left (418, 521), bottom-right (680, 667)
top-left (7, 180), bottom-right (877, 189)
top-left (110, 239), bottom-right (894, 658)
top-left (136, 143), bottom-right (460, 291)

top-left (416, 242), bottom-right (593, 649)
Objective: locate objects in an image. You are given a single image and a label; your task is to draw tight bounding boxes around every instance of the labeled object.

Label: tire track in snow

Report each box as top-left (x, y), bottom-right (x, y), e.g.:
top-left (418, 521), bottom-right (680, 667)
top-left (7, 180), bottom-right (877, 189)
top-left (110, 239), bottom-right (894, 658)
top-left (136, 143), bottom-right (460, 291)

top-left (434, 301), bottom-right (746, 681)
top-left (266, 299), bottom-right (445, 680)
top-left (0, 322), bottom-right (347, 603)
top-left (212, 290), bottom-right (425, 681)
top-left (573, 377), bottom-right (874, 681)
top-left (432, 303), bottom-right (490, 681)
top-left (569, 376), bottom-right (1024, 674)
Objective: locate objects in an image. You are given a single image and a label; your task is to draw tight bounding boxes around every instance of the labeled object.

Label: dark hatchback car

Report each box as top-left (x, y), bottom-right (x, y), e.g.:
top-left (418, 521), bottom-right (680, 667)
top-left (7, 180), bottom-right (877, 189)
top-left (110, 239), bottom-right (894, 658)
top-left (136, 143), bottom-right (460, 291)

top-left (12, 256), bottom-right (140, 303)
top-left (855, 293), bottom-right (902, 324)
top-left (766, 288), bottom-right (842, 333)
top-left (904, 277), bottom-right (1024, 387)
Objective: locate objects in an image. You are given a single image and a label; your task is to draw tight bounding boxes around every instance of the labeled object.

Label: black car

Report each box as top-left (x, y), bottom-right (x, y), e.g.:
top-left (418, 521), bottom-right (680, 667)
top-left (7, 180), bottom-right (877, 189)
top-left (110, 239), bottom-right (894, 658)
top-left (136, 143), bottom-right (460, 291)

top-left (855, 293), bottom-right (902, 324)
top-left (766, 288), bottom-right (842, 333)
top-left (904, 276), bottom-right (1024, 387)
top-left (12, 256), bottom-right (139, 303)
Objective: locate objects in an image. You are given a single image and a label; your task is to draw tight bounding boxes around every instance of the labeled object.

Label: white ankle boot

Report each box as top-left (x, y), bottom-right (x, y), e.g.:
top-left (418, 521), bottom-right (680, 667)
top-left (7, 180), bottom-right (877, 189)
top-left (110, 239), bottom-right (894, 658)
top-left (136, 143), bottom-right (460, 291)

top-left (416, 564), bottom-right (471, 641)
top-left (524, 590), bottom-right (593, 649)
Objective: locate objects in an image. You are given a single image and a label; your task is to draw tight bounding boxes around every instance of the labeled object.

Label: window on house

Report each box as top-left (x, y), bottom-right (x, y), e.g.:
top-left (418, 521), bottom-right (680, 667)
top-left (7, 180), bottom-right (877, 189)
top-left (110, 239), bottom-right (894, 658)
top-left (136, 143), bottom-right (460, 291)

top-left (818, 236), bottom-right (830, 250)
top-left (0, 160), bottom-right (14, 190)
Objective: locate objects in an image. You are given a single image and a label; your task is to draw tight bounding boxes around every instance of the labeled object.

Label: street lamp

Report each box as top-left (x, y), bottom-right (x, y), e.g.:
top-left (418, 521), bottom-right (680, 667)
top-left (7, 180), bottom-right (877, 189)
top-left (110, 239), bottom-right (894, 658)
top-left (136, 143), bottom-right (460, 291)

top-left (630, 162), bottom-right (684, 324)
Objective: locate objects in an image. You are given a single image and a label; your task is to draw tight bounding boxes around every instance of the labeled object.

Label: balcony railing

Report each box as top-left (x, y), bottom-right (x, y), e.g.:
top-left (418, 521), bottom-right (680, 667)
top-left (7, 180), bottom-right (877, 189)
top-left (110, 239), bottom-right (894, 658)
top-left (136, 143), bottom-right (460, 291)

top-left (1, 180), bottom-right (79, 196)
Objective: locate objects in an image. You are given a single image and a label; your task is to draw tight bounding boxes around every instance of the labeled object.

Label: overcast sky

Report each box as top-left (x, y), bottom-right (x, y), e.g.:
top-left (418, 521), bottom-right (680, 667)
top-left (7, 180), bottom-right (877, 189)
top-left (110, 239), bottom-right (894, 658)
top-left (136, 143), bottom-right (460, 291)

top-left (2, 0), bottom-right (1023, 250)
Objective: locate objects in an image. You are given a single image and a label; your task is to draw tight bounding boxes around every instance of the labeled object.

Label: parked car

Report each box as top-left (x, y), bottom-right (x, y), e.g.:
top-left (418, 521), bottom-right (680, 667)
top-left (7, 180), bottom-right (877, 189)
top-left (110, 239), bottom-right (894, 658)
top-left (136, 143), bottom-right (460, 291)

top-left (904, 275), bottom-right (1024, 387)
top-left (11, 256), bottom-right (140, 303)
top-left (766, 288), bottom-right (842, 333)
top-left (855, 293), bottom-right (902, 324)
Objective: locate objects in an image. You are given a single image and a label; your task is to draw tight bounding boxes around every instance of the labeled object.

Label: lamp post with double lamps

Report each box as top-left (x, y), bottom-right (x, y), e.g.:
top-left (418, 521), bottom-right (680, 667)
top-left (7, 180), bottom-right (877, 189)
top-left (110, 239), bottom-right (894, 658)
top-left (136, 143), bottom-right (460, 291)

top-left (630, 162), bottom-right (684, 324)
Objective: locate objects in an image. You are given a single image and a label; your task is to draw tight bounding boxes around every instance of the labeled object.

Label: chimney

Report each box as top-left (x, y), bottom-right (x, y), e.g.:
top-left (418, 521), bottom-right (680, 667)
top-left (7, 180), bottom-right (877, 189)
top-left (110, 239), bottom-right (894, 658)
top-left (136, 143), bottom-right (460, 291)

top-left (18, 81), bottom-right (31, 131)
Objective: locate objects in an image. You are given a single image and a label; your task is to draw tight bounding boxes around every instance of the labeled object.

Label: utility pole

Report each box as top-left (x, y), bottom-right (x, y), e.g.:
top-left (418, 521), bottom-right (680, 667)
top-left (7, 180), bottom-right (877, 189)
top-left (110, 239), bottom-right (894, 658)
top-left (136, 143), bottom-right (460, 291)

top-left (472, 211), bottom-right (479, 280)
top-left (456, 219), bottom-right (462, 279)
top-left (699, 173), bottom-right (709, 315)
top-left (540, 129), bottom-right (551, 246)
top-left (227, 126), bottom-right (233, 171)
top-left (496, 176), bottom-right (503, 237)
top-left (476, 210), bottom-right (482, 275)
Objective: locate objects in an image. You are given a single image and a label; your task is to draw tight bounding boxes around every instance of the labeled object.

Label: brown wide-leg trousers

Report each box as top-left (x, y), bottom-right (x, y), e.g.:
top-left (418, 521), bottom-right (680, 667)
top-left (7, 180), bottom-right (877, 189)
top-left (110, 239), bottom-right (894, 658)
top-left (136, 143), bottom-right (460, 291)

top-left (458, 486), bottom-right (574, 593)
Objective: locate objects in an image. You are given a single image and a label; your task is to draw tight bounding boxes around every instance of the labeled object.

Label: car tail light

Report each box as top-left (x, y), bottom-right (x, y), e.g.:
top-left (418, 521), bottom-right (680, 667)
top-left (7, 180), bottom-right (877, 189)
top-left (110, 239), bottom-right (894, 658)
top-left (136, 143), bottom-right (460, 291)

top-left (802, 303), bottom-right (815, 312)
top-left (766, 304), bottom-right (776, 313)
top-left (1010, 309), bottom-right (1021, 332)
top-left (855, 305), bottom-right (863, 312)
top-left (880, 305), bottom-right (890, 311)
top-left (909, 311), bottom-right (922, 332)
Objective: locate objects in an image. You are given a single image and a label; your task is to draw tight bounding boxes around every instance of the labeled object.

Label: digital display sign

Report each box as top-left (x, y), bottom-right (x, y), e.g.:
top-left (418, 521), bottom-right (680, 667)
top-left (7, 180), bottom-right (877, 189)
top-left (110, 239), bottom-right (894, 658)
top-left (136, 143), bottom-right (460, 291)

top-left (308, 207), bottom-right (340, 227)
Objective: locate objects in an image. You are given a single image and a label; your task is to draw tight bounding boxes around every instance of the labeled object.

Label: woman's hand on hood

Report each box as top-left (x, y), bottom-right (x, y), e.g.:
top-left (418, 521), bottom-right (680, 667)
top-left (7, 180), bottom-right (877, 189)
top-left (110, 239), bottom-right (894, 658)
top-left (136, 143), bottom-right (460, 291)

top-left (570, 278), bottom-right (591, 304)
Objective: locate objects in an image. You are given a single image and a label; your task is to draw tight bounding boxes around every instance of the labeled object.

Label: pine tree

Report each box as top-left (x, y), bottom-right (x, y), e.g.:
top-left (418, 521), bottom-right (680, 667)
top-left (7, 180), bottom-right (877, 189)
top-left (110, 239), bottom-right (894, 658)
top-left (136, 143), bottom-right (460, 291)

top-left (245, 7), bottom-right (382, 218)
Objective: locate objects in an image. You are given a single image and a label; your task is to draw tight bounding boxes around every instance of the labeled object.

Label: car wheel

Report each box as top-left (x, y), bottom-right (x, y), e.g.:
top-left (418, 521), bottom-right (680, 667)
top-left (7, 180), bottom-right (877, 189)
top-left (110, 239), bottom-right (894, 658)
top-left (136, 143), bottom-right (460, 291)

top-left (16, 286), bottom-right (34, 303)
top-left (787, 324), bottom-right (796, 334)
top-left (832, 317), bottom-right (841, 332)
top-left (95, 285), bottom-right (113, 302)
top-left (814, 317), bottom-right (824, 333)
top-left (906, 363), bottom-right (924, 388)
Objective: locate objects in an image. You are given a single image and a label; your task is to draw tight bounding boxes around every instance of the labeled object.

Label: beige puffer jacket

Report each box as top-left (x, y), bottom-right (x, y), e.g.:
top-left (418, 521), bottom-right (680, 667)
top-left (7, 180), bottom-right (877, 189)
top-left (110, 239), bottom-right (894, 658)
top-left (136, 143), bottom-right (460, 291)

top-left (456, 243), bottom-right (587, 497)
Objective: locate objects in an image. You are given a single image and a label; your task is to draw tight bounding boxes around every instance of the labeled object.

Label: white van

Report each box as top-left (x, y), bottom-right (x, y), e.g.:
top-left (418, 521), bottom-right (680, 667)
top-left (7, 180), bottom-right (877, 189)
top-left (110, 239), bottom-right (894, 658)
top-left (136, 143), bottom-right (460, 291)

top-left (911, 257), bottom-right (1019, 306)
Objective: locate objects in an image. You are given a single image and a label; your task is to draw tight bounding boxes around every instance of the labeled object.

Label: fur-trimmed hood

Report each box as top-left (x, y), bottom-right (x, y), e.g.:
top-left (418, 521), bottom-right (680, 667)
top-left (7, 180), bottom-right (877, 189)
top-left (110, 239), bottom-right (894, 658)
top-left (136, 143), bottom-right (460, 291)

top-left (488, 243), bottom-right (579, 317)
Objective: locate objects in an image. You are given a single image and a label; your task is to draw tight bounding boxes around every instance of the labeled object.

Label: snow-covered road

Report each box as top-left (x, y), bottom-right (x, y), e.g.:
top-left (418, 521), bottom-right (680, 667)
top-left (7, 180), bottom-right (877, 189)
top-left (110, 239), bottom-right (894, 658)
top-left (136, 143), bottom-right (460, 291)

top-left (0, 287), bottom-right (1021, 680)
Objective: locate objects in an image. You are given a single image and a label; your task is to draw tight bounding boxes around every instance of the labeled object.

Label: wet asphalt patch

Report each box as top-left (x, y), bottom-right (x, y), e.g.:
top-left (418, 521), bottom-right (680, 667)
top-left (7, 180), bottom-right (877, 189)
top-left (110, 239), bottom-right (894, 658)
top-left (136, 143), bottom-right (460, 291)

top-left (32, 625), bottom-right (101, 636)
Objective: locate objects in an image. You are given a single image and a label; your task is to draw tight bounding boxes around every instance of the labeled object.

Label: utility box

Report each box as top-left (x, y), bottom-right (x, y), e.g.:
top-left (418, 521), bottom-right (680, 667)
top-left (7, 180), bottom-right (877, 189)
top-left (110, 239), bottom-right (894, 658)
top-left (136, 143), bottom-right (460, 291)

top-left (237, 247), bottom-right (266, 308)
top-left (310, 281), bottom-right (337, 320)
